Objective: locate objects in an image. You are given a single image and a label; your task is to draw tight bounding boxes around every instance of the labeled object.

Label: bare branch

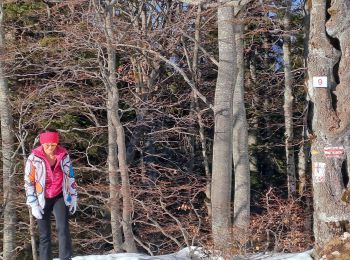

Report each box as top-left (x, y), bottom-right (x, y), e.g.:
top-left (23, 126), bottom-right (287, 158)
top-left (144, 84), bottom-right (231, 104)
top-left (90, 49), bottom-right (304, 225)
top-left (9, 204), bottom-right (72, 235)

top-left (115, 43), bottom-right (214, 110)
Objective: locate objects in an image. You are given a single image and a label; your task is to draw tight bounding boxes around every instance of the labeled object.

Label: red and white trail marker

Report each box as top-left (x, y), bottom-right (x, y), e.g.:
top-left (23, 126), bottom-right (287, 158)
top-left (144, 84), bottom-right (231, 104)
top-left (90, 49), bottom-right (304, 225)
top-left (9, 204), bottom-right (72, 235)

top-left (324, 146), bottom-right (345, 158)
top-left (312, 76), bottom-right (328, 88)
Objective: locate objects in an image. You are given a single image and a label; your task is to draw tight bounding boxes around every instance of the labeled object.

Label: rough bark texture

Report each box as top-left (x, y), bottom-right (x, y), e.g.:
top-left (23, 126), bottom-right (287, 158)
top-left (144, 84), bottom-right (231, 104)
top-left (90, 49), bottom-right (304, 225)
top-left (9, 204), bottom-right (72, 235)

top-left (105, 5), bottom-right (123, 252)
top-left (282, 1), bottom-right (296, 197)
top-left (211, 1), bottom-right (236, 248)
top-left (104, 3), bottom-right (137, 252)
top-left (308, 0), bottom-right (350, 247)
top-left (232, 22), bottom-right (250, 230)
top-left (0, 1), bottom-right (16, 259)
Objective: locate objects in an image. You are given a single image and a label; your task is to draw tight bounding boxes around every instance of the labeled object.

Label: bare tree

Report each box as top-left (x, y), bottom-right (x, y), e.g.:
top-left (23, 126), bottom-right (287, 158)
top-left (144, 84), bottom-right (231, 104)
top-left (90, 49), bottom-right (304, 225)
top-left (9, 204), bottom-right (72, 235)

top-left (101, 2), bottom-right (124, 252)
top-left (185, 3), bottom-right (212, 219)
top-left (282, 0), bottom-right (296, 197)
top-left (0, 1), bottom-right (16, 259)
top-left (100, 1), bottom-right (137, 252)
top-left (211, 0), bottom-right (236, 248)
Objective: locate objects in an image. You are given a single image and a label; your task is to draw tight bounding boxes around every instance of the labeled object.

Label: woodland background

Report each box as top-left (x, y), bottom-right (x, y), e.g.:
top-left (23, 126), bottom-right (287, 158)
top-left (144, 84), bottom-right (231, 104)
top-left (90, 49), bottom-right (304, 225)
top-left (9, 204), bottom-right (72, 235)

top-left (0, 0), bottom-right (320, 259)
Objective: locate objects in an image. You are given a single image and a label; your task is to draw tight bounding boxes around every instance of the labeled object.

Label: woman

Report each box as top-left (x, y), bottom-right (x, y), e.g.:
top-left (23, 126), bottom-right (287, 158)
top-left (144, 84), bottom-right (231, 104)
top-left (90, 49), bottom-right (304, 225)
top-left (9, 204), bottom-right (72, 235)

top-left (24, 130), bottom-right (77, 260)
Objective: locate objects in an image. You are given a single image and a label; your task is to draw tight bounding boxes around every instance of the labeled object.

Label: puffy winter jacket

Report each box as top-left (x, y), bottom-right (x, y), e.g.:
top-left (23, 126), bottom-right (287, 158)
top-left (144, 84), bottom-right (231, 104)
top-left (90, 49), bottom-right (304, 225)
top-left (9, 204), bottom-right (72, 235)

top-left (24, 145), bottom-right (78, 210)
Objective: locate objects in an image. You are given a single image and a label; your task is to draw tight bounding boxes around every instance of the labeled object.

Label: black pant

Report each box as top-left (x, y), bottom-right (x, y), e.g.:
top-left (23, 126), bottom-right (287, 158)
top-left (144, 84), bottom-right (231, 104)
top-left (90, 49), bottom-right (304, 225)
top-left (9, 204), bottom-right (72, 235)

top-left (37, 194), bottom-right (72, 260)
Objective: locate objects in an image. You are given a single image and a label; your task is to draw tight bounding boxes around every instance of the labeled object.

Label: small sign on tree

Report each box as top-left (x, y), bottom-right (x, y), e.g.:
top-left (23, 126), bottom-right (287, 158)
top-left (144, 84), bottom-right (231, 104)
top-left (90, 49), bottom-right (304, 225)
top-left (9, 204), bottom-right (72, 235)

top-left (313, 162), bottom-right (326, 183)
top-left (312, 76), bottom-right (328, 88)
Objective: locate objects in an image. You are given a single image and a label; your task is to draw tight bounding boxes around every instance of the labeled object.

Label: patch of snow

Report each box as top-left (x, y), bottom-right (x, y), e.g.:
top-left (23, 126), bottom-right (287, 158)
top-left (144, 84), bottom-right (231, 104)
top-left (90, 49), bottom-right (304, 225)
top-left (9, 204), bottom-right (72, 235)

top-left (53, 248), bottom-right (314, 260)
top-left (246, 250), bottom-right (314, 260)
top-left (72, 254), bottom-right (159, 260)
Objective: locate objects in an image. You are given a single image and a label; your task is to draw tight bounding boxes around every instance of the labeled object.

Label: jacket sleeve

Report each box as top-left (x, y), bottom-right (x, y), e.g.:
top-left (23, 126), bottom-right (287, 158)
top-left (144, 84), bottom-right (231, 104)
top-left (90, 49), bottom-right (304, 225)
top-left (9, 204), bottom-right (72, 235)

top-left (63, 154), bottom-right (78, 204)
top-left (24, 154), bottom-right (39, 208)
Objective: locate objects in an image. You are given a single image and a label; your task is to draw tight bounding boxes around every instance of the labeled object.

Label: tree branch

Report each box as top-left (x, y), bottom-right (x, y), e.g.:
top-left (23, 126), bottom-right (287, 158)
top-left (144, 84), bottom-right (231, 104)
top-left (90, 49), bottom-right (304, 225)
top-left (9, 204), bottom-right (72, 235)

top-left (115, 43), bottom-right (213, 110)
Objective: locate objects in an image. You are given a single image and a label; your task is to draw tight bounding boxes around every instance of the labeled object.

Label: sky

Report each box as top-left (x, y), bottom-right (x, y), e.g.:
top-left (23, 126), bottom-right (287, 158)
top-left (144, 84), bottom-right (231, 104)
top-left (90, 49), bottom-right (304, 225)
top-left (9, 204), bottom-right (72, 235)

top-left (53, 247), bottom-right (314, 260)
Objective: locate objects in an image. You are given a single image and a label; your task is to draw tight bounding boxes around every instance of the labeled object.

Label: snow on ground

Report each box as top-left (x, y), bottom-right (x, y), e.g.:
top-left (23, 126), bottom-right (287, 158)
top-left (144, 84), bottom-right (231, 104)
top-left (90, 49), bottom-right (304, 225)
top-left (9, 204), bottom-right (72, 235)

top-left (54, 248), bottom-right (314, 260)
top-left (246, 250), bottom-right (314, 260)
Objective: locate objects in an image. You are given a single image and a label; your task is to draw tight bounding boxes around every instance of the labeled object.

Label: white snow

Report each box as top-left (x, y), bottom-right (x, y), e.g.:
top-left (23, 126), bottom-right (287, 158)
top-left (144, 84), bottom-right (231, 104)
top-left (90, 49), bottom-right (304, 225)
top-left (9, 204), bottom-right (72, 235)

top-left (246, 250), bottom-right (314, 260)
top-left (54, 248), bottom-right (314, 260)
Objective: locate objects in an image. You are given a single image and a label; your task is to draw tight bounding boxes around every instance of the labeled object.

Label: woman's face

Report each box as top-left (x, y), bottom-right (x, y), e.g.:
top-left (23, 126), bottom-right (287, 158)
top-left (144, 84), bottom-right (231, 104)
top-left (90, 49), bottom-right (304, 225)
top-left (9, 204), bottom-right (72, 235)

top-left (42, 143), bottom-right (57, 156)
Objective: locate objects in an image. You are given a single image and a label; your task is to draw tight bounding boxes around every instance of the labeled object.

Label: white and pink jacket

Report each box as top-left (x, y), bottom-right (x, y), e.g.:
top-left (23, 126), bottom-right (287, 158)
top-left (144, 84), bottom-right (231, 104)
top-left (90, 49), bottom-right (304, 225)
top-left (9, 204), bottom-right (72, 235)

top-left (24, 145), bottom-right (77, 210)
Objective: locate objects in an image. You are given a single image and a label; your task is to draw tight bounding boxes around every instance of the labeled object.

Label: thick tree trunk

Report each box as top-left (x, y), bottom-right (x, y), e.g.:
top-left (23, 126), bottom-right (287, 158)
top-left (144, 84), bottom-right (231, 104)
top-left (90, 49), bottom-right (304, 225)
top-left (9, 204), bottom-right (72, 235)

top-left (211, 1), bottom-right (236, 248)
top-left (232, 22), bottom-right (250, 230)
top-left (0, 1), bottom-right (16, 259)
top-left (104, 4), bottom-right (137, 252)
top-left (282, 1), bottom-right (296, 197)
top-left (308, 0), bottom-right (350, 247)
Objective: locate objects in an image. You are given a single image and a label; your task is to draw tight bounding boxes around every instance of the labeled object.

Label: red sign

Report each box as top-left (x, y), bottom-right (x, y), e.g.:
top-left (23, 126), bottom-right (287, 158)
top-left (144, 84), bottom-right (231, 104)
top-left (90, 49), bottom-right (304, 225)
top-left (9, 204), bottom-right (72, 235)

top-left (324, 146), bottom-right (344, 157)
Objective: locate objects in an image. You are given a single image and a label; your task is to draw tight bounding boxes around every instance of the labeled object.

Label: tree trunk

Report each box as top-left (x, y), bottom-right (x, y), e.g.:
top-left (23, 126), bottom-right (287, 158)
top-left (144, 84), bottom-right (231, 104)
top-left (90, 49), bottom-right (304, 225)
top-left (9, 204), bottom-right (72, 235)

top-left (104, 5), bottom-right (123, 252)
top-left (232, 21), bottom-right (250, 230)
top-left (307, 0), bottom-right (350, 247)
top-left (262, 37), bottom-right (274, 180)
top-left (297, 129), bottom-right (308, 195)
top-left (107, 92), bottom-right (123, 252)
top-left (298, 0), bottom-right (311, 196)
top-left (211, 1), bottom-right (236, 249)
top-left (0, 1), bottom-right (16, 259)
top-left (104, 4), bottom-right (137, 252)
top-left (248, 55), bottom-right (259, 176)
top-left (191, 4), bottom-right (212, 219)
top-left (282, 0), bottom-right (296, 197)
top-left (20, 135), bottom-right (39, 260)
top-left (113, 96), bottom-right (137, 252)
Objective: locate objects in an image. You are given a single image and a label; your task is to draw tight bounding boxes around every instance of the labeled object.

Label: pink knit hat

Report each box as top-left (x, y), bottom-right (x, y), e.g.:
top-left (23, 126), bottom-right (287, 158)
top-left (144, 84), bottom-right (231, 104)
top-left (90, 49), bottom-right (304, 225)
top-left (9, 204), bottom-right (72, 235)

top-left (39, 132), bottom-right (59, 144)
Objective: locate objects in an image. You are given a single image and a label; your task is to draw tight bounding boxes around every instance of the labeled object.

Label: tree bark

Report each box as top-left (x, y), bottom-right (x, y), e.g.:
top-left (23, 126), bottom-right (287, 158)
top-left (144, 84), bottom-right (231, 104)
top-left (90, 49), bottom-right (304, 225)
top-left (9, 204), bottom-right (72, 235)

top-left (0, 1), bottom-right (16, 259)
top-left (211, 0), bottom-right (236, 248)
top-left (298, 0), bottom-right (311, 196)
top-left (307, 0), bottom-right (350, 246)
top-left (232, 21), bottom-right (250, 230)
top-left (104, 4), bottom-right (137, 252)
top-left (282, 0), bottom-right (296, 197)
top-left (297, 130), bottom-right (308, 195)
top-left (191, 4), bottom-right (212, 219)
top-left (104, 4), bottom-right (123, 252)
top-left (20, 135), bottom-right (39, 260)
top-left (107, 91), bottom-right (123, 252)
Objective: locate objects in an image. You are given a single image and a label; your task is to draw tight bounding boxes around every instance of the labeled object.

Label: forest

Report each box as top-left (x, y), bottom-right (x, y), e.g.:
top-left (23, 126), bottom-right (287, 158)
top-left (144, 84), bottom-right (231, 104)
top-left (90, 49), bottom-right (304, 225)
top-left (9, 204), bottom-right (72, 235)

top-left (1, 0), bottom-right (350, 259)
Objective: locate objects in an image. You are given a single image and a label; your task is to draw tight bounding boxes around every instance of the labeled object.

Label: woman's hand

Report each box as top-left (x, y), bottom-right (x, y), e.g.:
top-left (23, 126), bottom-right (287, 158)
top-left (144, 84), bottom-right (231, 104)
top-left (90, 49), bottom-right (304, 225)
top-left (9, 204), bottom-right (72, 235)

top-left (31, 205), bottom-right (44, 219)
top-left (69, 195), bottom-right (77, 215)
